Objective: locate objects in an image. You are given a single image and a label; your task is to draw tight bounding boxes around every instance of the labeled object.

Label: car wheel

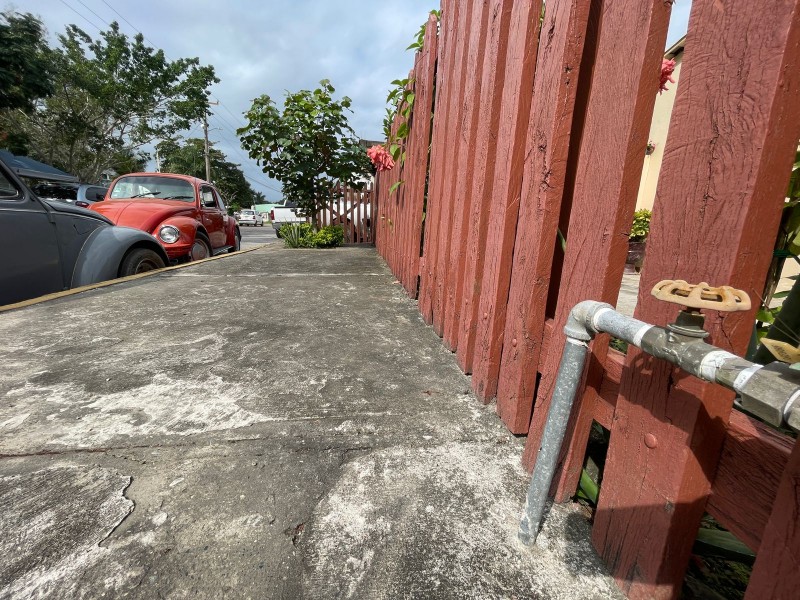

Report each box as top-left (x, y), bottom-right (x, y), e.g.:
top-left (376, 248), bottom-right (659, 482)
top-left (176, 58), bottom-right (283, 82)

top-left (275, 228), bottom-right (283, 239)
top-left (119, 248), bottom-right (165, 277)
top-left (230, 230), bottom-right (241, 253)
top-left (190, 233), bottom-right (212, 261)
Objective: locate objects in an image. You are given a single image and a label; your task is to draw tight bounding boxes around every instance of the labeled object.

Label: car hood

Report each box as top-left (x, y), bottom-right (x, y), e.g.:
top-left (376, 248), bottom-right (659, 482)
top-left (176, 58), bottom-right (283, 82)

top-left (43, 198), bottom-right (113, 225)
top-left (91, 200), bottom-right (196, 232)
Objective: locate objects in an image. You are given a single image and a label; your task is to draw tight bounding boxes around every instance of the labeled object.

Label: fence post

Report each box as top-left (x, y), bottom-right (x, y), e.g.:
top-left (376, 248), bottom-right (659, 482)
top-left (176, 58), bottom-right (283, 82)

top-left (452, 0), bottom-right (516, 371)
top-left (590, 2), bottom-right (800, 598)
top-left (429, 1), bottom-right (476, 337)
top-left (419, 0), bottom-right (460, 324)
top-left (520, 0), bottom-right (671, 479)
top-left (440, 0), bottom-right (491, 349)
top-left (485, 0), bottom-right (595, 420)
top-left (745, 441), bottom-right (800, 598)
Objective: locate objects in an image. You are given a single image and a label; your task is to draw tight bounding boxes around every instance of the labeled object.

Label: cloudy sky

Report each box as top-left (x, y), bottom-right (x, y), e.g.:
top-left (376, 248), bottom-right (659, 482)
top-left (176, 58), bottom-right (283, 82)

top-left (27, 0), bottom-right (691, 201)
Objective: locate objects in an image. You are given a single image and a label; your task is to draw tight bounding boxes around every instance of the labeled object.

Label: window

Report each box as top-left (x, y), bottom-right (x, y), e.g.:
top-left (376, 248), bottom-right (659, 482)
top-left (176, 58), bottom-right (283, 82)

top-left (0, 170), bottom-right (20, 198)
top-left (110, 175), bottom-right (195, 201)
top-left (200, 187), bottom-right (217, 208)
top-left (86, 186), bottom-right (108, 202)
top-left (214, 189), bottom-right (227, 211)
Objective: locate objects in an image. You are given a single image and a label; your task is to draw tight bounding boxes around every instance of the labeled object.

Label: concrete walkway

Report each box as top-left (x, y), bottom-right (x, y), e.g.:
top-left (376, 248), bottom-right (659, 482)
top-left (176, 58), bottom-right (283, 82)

top-left (0, 246), bottom-right (621, 599)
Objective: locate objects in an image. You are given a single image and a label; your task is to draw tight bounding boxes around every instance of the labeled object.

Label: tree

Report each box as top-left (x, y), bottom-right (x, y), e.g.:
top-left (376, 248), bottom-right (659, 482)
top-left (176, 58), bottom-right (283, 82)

top-left (4, 22), bottom-right (218, 182)
top-left (238, 80), bottom-right (371, 225)
top-left (156, 137), bottom-right (255, 210)
top-left (0, 11), bottom-right (54, 112)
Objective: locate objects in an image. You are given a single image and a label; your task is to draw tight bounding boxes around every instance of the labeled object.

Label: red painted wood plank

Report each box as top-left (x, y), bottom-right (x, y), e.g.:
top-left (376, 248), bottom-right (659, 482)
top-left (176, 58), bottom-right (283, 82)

top-left (466, 0), bottom-right (541, 384)
top-left (399, 20), bottom-right (438, 295)
top-left (419, 0), bottom-right (459, 324)
top-left (492, 0), bottom-right (597, 430)
top-left (521, 0), bottom-right (670, 468)
top-left (746, 440), bottom-right (800, 598)
top-left (430, 1), bottom-right (476, 337)
top-left (456, 0), bottom-right (537, 374)
top-left (590, 2), bottom-right (800, 598)
top-left (597, 349), bottom-right (794, 551)
top-left (709, 411), bottom-right (795, 553)
top-left (441, 0), bottom-right (491, 351)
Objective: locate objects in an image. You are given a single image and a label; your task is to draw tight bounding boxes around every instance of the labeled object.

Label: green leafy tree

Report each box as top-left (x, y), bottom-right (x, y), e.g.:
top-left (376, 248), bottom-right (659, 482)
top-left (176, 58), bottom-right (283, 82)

top-left (238, 79), bottom-right (371, 225)
top-left (0, 11), bottom-right (54, 112)
top-left (4, 22), bottom-right (218, 182)
top-left (156, 137), bottom-right (255, 210)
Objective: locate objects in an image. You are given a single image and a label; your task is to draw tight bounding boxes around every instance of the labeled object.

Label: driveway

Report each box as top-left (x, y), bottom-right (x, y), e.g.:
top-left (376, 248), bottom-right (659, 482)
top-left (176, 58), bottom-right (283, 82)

top-left (0, 246), bottom-right (621, 599)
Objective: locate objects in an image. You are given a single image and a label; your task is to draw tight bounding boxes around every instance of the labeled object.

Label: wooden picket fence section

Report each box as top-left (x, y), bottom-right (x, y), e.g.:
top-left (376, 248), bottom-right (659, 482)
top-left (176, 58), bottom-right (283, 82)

top-left (316, 181), bottom-right (376, 244)
top-left (373, 1), bottom-right (800, 598)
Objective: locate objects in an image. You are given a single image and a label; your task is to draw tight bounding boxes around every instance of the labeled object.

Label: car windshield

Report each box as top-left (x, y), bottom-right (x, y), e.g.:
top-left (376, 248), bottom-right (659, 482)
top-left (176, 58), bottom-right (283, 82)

top-left (241, 210), bottom-right (255, 215)
top-left (109, 176), bottom-right (195, 202)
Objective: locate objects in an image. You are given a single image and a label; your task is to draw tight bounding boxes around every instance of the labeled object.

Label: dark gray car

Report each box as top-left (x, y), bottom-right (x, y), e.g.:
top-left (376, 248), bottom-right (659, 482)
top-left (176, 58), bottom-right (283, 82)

top-left (0, 157), bottom-right (169, 306)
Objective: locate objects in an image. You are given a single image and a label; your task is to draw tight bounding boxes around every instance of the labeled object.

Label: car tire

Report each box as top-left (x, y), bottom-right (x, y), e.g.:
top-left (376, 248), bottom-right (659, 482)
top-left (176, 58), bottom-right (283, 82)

top-left (119, 248), bottom-right (165, 277)
top-left (275, 228), bottom-right (283, 239)
top-left (230, 230), bottom-right (241, 253)
top-left (190, 232), bottom-right (212, 261)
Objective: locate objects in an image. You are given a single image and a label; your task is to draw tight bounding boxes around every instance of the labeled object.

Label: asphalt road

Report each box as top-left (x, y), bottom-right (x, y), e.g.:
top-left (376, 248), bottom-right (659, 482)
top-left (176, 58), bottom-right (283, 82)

top-left (239, 222), bottom-right (279, 248)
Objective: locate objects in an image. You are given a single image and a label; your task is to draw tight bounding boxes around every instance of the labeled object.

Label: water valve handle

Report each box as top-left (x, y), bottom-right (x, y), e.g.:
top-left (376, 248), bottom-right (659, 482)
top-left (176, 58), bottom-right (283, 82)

top-left (651, 279), bottom-right (751, 312)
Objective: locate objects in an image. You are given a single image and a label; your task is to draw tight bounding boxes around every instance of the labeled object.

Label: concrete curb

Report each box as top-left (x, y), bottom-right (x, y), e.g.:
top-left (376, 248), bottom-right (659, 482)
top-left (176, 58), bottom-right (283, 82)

top-left (0, 243), bottom-right (272, 314)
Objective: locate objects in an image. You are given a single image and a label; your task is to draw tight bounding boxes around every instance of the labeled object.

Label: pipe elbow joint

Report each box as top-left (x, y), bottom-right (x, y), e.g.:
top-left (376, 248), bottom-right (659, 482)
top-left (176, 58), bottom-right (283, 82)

top-left (564, 301), bottom-right (613, 342)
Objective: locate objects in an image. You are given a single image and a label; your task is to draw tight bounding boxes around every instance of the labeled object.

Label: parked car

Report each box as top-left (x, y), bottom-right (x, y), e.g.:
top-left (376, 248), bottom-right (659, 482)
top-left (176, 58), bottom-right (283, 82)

top-left (238, 208), bottom-right (264, 227)
top-left (91, 173), bottom-right (241, 262)
top-left (30, 181), bottom-right (108, 208)
top-left (269, 201), bottom-right (305, 237)
top-left (0, 157), bottom-right (168, 306)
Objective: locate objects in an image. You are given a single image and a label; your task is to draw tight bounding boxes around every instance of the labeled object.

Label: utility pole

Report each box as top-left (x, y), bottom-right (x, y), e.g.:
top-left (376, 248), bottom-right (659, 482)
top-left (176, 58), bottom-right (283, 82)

top-left (202, 100), bottom-right (219, 182)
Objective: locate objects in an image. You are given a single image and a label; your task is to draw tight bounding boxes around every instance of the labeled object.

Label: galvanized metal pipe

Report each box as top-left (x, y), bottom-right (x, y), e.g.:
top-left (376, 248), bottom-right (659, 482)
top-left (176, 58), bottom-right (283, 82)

top-left (519, 301), bottom-right (800, 545)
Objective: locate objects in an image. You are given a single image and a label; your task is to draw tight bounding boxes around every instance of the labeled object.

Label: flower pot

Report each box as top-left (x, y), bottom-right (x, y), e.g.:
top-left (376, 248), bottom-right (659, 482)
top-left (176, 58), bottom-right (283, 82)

top-left (625, 240), bottom-right (646, 273)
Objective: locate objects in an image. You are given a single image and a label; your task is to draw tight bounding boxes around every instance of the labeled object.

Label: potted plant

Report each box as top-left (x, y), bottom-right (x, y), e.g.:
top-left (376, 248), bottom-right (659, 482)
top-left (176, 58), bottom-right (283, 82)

top-left (626, 209), bottom-right (651, 273)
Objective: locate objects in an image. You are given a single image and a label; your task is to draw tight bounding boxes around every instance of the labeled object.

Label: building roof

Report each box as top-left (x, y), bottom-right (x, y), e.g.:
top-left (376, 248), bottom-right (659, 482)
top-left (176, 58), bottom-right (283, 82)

top-left (665, 35), bottom-right (686, 60)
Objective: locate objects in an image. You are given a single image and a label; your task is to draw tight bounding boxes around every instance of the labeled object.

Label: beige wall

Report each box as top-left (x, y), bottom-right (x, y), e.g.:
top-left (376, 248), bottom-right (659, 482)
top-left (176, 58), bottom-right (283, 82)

top-left (635, 54), bottom-right (683, 211)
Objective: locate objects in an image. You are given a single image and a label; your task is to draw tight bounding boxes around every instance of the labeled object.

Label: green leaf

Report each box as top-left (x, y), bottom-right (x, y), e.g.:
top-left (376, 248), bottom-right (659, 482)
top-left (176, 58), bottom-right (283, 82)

top-left (757, 308), bottom-right (775, 323)
top-left (397, 122), bottom-right (409, 139)
top-left (389, 180), bottom-right (404, 194)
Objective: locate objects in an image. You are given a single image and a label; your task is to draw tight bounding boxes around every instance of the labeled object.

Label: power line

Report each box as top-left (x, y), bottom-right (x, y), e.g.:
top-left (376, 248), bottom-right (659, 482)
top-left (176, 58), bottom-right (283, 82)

top-left (75, 0), bottom-right (111, 30)
top-left (58, 0), bottom-right (103, 32)
top-left (57, 0), bottom-right (279, 195)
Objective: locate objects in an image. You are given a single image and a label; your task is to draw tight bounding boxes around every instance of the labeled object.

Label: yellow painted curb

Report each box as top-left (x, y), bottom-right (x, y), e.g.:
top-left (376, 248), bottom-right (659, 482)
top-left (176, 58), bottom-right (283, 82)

top-left (0, 243), bottom-right (273, 314)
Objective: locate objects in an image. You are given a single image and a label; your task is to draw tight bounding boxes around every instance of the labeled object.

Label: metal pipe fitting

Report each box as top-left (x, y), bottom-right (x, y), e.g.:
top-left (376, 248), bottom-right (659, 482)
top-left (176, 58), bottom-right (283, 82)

top-left (519, 301), bottom-right (800, 546)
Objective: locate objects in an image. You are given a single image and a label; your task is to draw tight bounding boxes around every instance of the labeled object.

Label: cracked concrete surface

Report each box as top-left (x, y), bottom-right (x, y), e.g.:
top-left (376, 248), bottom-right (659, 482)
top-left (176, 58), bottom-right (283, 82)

top-left (0, 246), bottom-right (622, 599)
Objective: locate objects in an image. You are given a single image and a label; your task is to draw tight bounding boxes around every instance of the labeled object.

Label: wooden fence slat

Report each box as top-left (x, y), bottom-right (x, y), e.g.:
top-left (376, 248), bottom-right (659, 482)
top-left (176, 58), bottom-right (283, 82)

top-left (441, 0), bottom-right (491, 350)
top-left (592, 349), bottom-right (795, 553)
top-left (462, 0), bottom-right (541, 380)
top-left (494, 0), bottom-right (601, 426)
top-left (590, 1), bottom-right (800, 597)
top-left (520, 0), bottom-right (670, 472)
top-left (454, 0), bottom-right (517, 372)
top-left (746, 440), bottom-right (800, 598)
top-left (430, 0), bottom-right (475, 337)
top-left (419, 0), bottom-right (459, 323)
top-left (402, 15), bottom-right (439, 296)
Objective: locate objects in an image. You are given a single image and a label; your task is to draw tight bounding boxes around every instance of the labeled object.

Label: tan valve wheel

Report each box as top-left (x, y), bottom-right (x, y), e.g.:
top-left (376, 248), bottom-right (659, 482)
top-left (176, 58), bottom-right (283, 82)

top-left (651, 280), bottom-right (751, 312)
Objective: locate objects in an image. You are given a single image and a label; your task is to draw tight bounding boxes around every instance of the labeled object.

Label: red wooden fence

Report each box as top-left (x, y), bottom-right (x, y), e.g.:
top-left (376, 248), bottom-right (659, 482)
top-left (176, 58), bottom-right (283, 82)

top-left (317, 182), bottom-right (376, 244)
top-left (374, 2), bottom-right (800, 599)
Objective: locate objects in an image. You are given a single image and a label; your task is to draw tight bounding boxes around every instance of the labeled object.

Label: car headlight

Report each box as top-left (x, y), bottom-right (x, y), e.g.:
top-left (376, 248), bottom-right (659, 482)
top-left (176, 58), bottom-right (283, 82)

top-left (159, 225), bottom-right (180, 244)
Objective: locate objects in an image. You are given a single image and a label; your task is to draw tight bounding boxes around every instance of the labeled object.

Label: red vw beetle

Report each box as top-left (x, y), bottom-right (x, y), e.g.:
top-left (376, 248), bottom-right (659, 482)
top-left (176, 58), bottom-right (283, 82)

top-left (91, 173), bottom-right (241, 262)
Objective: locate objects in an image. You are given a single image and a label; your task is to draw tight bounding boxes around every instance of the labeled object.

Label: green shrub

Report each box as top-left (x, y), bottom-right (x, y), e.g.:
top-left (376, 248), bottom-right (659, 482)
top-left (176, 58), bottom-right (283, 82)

top-left (279, 223), bottom-right (344, 248)
top-left (630, 209), bottom-right (652, 242)
top-left (313, 225), bottom-right (345, 248)
top-left (280, 223), bottom-right (313, 248)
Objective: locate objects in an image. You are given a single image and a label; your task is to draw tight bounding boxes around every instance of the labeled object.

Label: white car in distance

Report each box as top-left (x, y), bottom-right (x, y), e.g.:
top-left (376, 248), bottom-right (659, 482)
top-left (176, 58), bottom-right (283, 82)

top-left (238, 209), bottom-right (264, 227)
